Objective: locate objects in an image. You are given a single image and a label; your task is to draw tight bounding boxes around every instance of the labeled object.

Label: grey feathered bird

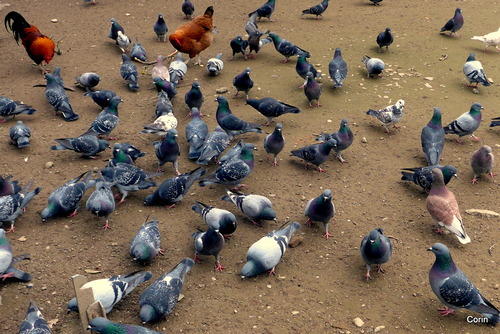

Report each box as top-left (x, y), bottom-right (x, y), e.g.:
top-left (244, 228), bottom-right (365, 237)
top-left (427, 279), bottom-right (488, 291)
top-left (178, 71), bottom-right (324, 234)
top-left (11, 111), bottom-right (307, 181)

top-left (0, 229), bottom-right (31, 281)
top-left (50, 134), bottom-right (110, 158)
top-left (44, 73), bottom-right (79, 121)
top-left (264, 123), bottom-right (285, 166)
top-left (360, 228), bottom-right (393, 280)
top-left (153, 128), bottom-right (181, 174)
top-left (463, 53), bottom-right (490, 89)
top-left (329, 48), bottom-right (348, 88)
top-left (221, 189), bottom-right (276, 227)
top-left (268, 32), bottom-right (310, 62)
top-left (0, 182), bottom-right (41, 232)
top-left (206, 53), bottom-right (224, 76)
top-left (246, 97), bottom-right (300, 125)
top-left (153, 77), bottom-right (177, 99)
top-left (315, 118), bottom-right (354, 163)
top-left (75, 72), bottom-right (100, 90)
top-left (249, 0), bottom-right (276, 21)
top-left (290, 139), bottom-right (337, 172)
top-left (9, 121), bottom-right (31, 148)
top-left (302, 0), bottom-right (329, 19)
top-left (196, 126), bottom-right (230, 165)
top-left (192, 227), bottom-right (225, 272)
top-left (296, 54), bottom-right (320, 88)
top-left (88, 317), bottom-right (162, 334)
top-left (18, 300), bottom-right (51, 334)
top-left (186, 108), bottom-right (208, 160)
top-left (304, 189), bottom-right (335, 238)
top-left (401, 165), bottom-right (457, 192)
top-left (362, 55), bottom-right (385, 78)
top-left (0, 175), bottom-right (21, 196)
top-left (444, 102), bottom-right (483, 143)
top-left (192, 201), bottom-right (237, 236)
top-left (84, 89), bottom-right (117, 109)
top-left (215, 96), bottom-right (263, 141)
top-left (130, 218), bottom-right (163, 263)
top-left (218, 141), bottom-right (253, 165)
top-left (233, 68), bottom-right (254, 99)
top-left (428, 243), bottom-right (499, 324)
top-left (470, 145), bottom-right (495, 184)
top-left (120, 54), bottom-right (139, 91)
top-left (421, 107), bottom-right (445, 165)
top-left (82, 96), bottom-right (123, 140)
top-left (130, 39), bottom-right (147, 62)
top-left (155, 90), bottom-right (174, 118)
top-left (440, 8), bottom-right (463, 37)
top-left (185, 81), bottom-right (204, 112)
top-left (366, 99), bottom-right (405, 134)
top-left (86, 178), bottom-right (116, 230)
top-left (0, 97), bottom-right (36, 122)
top-left (376, 28), bottom-right (394, 53)
top-left (304, 71), bottom-right (321, 108)
top-left (169, 53), bottom-right (187, 86)
top-left (154, 14), bottom-right (168, 42)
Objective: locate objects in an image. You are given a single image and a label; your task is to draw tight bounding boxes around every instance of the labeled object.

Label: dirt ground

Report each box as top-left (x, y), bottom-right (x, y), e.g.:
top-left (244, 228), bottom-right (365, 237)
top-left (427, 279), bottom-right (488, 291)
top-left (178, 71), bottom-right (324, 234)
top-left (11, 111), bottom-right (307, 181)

top-left (0, 0), bottom-right (499, 333)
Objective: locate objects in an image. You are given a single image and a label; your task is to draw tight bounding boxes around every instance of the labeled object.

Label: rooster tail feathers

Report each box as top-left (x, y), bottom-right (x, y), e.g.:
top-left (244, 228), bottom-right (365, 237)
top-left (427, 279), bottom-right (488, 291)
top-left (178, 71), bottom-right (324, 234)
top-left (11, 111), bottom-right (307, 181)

top-left (5, 11), bottom-right (32, 44)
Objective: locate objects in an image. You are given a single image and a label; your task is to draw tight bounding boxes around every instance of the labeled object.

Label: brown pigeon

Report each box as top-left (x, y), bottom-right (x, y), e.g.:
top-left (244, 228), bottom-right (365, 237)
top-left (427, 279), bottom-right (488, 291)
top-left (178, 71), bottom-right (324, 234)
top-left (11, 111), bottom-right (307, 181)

top-left (470, 145), bottom-right (495, 184)
top-left (426, 168), bottom-right (471, 244)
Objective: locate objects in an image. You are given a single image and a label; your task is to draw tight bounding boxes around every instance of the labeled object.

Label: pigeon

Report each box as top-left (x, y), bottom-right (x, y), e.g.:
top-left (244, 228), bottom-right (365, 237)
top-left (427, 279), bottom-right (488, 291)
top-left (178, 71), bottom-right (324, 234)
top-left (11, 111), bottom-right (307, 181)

top-left (0, 175), bottom-right (21, 196)
top-left (182, 0), bottom-right (195, 19)
top-left (43, 73), bottom-right (79, 121)
top-left (0, 182), bottom-right (41, 233)
top-left (247, 30), bottom-right (271, 58)
top-left (304, 71), bottom-right (322, 108)
top-left (218, 141), bottom-right (253, 165)
top-left (153, 77), bottom-right (177, 100)
top-left (185, 81), bottom-right (204, 112)
top-left (0, 97), bottom-right (36, 122)
top-left (154, 14), bottom-right (168, 42)
top-left (215, 96), bottom-right (263, 140)
top-left (186, 108), bottom-right (209, 160)
top-left (169, 53), bottom-right (187, 86)
top-left (9, 121), bottom-right (31, 148)
top-left (196, 126), bottom-right (229, 165)
top-left (241, 221), bottom-right (300, 278)
top-left (470, 145), bottom-right (495, 184)
top-left (233, 68), bottom-right (254, 99)
top-left (141, 111), bottom-right (178, 137)
top-left (82, 96), bottom-right (123, 140)
top-left (221, 189), bottom-right (277, 226)
top-left (107, 144), bottom-right (134, 167)
top-left (139, 258), bottom-right (194, 323)
top-left (120, 54), bottom-right (139, 91)
top-left (304, 189), bottom-right (335, 238)
top-left (365, 99), bottom-right (405, 134)
top-left (116, 31), bottom-right (131, 53)
top-left (328, 48), bottom-right (348, 88)
top-left (50, 134), bottom-right (110, 158)
top-left (360, 228), bottom-right (393, 280)
top-left (428, 243), bottom-right (499, 323)
top-left (421, 107), bottom-right (445, 166)
top-left (246, 97), bottom-right (300, 125)
top-left (463, 53), bottom-right (490, 88)
top-left (290, 139), bottom-right (338, 172)
top-left (199, 144), bottom-right (256, 188)
top-left (40, 171), bottom-right (94, 222)
top-left (361, 55), bottom-right (385, 78)
top-left (440, 8), bottom-right (463, 37)
top-left (444, 102), bottom-right (483, 143)
top-left (268, 32), bottom-right (310, 62)
top-left (67, 271), bottom-right (153, 314)
top-left (152, 56), bottom-right (170, 82)
top-left (0, 230), bottom-right (31, 281)
top-left (426, 168), bottom-right (471, 244)
top-left (108, 18), bottom-right (125, 41)
top-left (245, 11), bottom-right (259, 36)
top-left (401, 165), bottom-right (457, 192)
top-left (101, 163), bottom-right (160, 204)
top-left (18, 300), bottom-right (51, 334)
top-left (75, 72), bottom-right (100, 90)
top-left (192, 227), bottom-right (225, 272)
top-left (50, 66), bottom-right (70, 90)
top-left (88, 317), bottom-right (163, 334)
top-left (153, 128), bottom-right (181, 174)
top-left (295, 54), bottom-right (320, 88)
top-left (370, 0), bottom-right (383, 5)
top-left (86, 178), bottom-right (116, 230)
top-left (84, 89), bottom-right (117, 109)
top-left (264, 123), bottom-right (285, 166)
top-left (229, 36), bottom-right (249, 60)
top-left (376, 27), bottom-right (394, 53)
top-left (315, 118), bottom-right (354, 163)
top-left (155, 90), bottom-right (174, 118)
top-left (471, 28), bottom-right (500, 52)
top-left (144, 167), bottom-right (206, 207)
top-left (130, 218), bottom-right (163, 263)
top-left (206, 53), bottom-right (224, 76)
top-left (113, 142), bottom-right (146, 162)
top-left (130, 39), bottom-right (147, 62)
top-left (249, 0), bottom-right (276, 21)
top-left (192, 201), bottom-right (237, 236)
top-left (302, 0), bottom-right (329, 19)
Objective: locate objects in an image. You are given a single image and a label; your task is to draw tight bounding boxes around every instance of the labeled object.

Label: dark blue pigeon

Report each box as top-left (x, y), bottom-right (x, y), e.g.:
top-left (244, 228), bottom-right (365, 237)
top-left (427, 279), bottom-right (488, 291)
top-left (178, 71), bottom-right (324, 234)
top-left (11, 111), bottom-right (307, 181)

top-left (229, 36), bottom-right (249, 60)
top-left (246, 97), bottom-right (300, 125)
top-left (401, 165), bottom-right (457, 192)
top-left (192, 201), bottom-right (237, 236)
top-left (130, 38), bottom-right (147, 62)
top-left (88, 317), bottom-right (163, 334)
top-left (130, 218), bottom-right (163, 263)
top-left (421, 107), bottom-right (445, 166)
top-left (44, 73), bottom-right (79, 121)
top-left (184, 81), bottom-right (204, 113)
top-left (490, 117), bottom-right (500, 127)
top-left (186, 108), bottom-right (208, 160)
top-left (153, 77), bottom-right (176, 99)
top-left (120, 54), bottom-right (139, 91)
top-left (0, 229), bottom-right (31, 281)
top-left (0, 175), bottom-right (21, 197)
top-left (444, 102), bottom-right (482, 143)
top-left (248, 0), bottom-right (276, 21)
top-left (18, 300), bottom-right (51, 334)
top-left (316, 118), bottom-right (354, 163)
top-left (86, 178), bottom-right (116, 230)
top-left (206, 53), bottom-right (224, 76)
top-left (290, 138), bottom-right (337, 172)
top-left (84, 89), bottom-right (116, 109)
top-left (139, 258), bottom-right (194, 323)
top-left (154, 14), bottom-right (168, 42)
top-left (268, 32), bottom-right (309, 63)
top-left (440, 8), bottom-right (463, 37)
top-left (108, 18), bottom-right (125, 41)
top-left (196, 126), bottom-right (229, 165)
top-left (153, 128), bottom-right (181, 174)
top-left (155, 90), bottom-right (174, 118)
top-left (75, 72), bottom-right (100, 90)
top-left (264, 123), bottom-right (285, 166)
top-left (0, 97), bottom-right (36, 122)
top-left (192, 227), bottom-right (225, 272)
top-left (9, 121), bottom-right (31, 148)
top-left (302, 0), bottom-right (330, 19)
top-left (360, 228), bottom-right (393, 280)
top-left (463, 53), bottom-right (490, 89)
top-left (82, 96), bottom-right (123, 140)
top-left (221, 189), bottom-right (276, 227)
top-left (376, 28), bottom-right (394, 53)
top-left (215, 96), bottom-right (263, 140)
top-left (304, 71), bottom-right (322, 108)
top-left (295, 54), bottom-right (320, 88)
top-left (329, 48), bottom-right (348, 88)
top-left (182, 0), bottom-right (195, 19)
top-left (362, 55), bottom-right (385, 78)
top-left (428, 243), bottom-right (499, 324)
top-left (50, 134), bottom-right (110, 158)
top-left (304, 189), bottom-right (335, 238)
top-left (0, 181), bottom-right (41, 233)
top-left (233, 68), bottom-right (254, 99)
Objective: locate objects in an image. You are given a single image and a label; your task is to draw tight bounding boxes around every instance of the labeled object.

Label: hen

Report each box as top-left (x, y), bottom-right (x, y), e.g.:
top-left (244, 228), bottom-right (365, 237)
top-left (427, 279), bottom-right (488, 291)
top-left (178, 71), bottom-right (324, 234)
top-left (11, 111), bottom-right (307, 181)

top-left (4, 11), bottom-right (56, 73)
top-left (169, 6), bottom-right (214, 65)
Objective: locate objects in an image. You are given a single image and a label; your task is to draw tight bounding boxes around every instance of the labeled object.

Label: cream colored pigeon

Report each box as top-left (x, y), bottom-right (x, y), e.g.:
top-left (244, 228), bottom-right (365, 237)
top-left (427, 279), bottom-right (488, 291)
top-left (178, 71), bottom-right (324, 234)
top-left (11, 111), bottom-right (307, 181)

top-left (471, 28), bottom-right (500, 52)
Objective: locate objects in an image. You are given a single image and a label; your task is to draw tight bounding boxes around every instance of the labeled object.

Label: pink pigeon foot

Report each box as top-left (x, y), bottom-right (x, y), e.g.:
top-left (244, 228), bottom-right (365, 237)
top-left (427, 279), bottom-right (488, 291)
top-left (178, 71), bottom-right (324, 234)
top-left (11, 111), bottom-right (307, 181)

top-left (438, 307), bottom-right (455, 316)
top-left (108, 136), bottom-right (117, 140)
top-left (365, 271), bottom-right (372, 281)
top-left (470, 177), bottom-right (478, 184)
top-left (267, 267), bottom-right (276, 276)
top-left (323, 231), bottom-right (332, 239)
top-left (165, 204), bottom-right (177, 209)
top-left (489, 172), bottom-right (497, 179)
top-left (376, 265), bottom-right (385, 273)
top-left (1, 272), bottom-right (15, 281)
top-left (252, 220), bottom-right (262, 227)
top-left (6, 225), bottom-right (15, 233)
top-left (215, 262), bottom-right (225, 272)
top-left (304, 219), bottom-right (313, 227)
top-left (454, 138), bottom-right (464, 144)
top-left (317, 167), bottom-right (326, 172)
top-left (471, 135), bottom-right (481, 142)
top-left (194, 254), bottom-right (201, 264)
top-left (68, 210), bottom-right (78, 218)
top-left (102, 221), bottom-right (111, 230)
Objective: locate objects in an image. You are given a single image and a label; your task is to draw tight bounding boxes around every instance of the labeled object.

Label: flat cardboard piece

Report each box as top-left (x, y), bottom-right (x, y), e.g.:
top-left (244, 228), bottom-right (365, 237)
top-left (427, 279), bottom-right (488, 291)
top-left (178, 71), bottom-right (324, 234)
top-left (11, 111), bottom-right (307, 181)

top-left (71, 274), bottom-right (106, 333)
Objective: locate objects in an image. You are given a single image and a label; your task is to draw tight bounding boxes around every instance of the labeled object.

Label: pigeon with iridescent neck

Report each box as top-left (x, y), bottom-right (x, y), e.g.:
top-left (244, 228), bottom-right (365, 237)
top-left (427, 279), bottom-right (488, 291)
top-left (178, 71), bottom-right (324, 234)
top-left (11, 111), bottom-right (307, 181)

top-left (401, 165), bottom-right (457, 192)
top-left (215, 96), bottom-right (263, 141)
top-left (328, 48), bottom-right (348, 88)
top-left (192, 227), bottom-right (225, 272)
top-left (130, 218), bottom-right (163, 263)
top-left (316, 118), bottom-right (353, 163)
top-left (463, 53), bottom-right (490, 89)
top-left (304, 189), bottom-right (335, 238)
top-left (440, 8), bottom-right (463, 37)
top-left (421, 107), bottom-right (445, 166)
top-left (264, 123), bottom-right (285, 166)
top-left (444, 102), bottom-right (482, 143)
top-left (360, 228), bottom-right (392, 280)
top-left (290, 139), bottom-right (337, 172)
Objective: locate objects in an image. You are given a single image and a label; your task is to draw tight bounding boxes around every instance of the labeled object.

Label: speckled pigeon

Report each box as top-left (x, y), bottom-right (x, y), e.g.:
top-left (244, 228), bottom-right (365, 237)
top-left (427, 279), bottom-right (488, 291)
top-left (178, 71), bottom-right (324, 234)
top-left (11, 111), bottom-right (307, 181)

top-left (186, 108), bottom-right (208, 160)
top-left (130, 218), bottom-right (163, 263)
top-left (153, 128), bottom-right (181, 174)
top-left (84, 89), bottom-right (116, 109)
top-left (290, 139), bottom-right (337, 172)
top-left (50, 134), bottom-right (110, 158)
top-left (470, 145), bottom-right (495, 184)
top-left (249, 0), bottom-right (276, 21)
top-left (120, 54), bottom-right (139, 91)
top-left (0, 97), bottom-right (36, 122)
top-left (196, 126), bottom-right (229, 165)
top-left (192, 227), bottom-right (225, 272)
top-left (268, 32), bottom-right (309, 62)
top-left (0, 229), bottom-right (31, 281)
top-left (0, 182), bottom-right (41, 232)
top-left (366, 99), bottom-right (405, 134)
top-left (246, 97), bottom-right (300, 125)
top-left (463, 53), bottom-right (490, 88)
top-left (82, 96), bottom-right (122, 140)
top-left (44, 73), bottom-right (79, 121)
top-left (360, 228), bottom-right (393, 280)
top-left (316, 118), bottom-right (354, 163)
top-left (421, 107), bottom-right (445, 166)
top-left (192, 201), bottom-right (237, 236)
top-left (9, 121), bottom-right (31, 148)
top-left (444, 102), bottom-right (482, 143)
top-left (304, 189), bottom-right (335, 238)
top-left (440, 8), bottom-right (463, 37)
top-left (86, 178), bottom-right (116, 230)
top-left (233, 68), bottom-right (254, 99)
top-left (361, 55), bottom-right (384, 78)
top-left (155, 91), bottom-right (174, 118)
top-left (88, 317), bottom-right (163, 334)
top-left (18, 300), bottom-right (51, 334)
top-left (304, 71), bottom-right (321, 108)
top-left (221, 189), bottom-right (276, 226)
top-left (215, 96), bottom-right (263, 140)
top-left (401, 165), bottom-right (457, 192)
top-left (154, 14), bottom-right (168, 43)
top-left (302, 0), bottom-right (329, 19)
top-left (376, 28), bottom-right (393, 53)
top-left (264, 123), bottom-right (285, 166)
top-left (328, 48), bottom-right (348, 88)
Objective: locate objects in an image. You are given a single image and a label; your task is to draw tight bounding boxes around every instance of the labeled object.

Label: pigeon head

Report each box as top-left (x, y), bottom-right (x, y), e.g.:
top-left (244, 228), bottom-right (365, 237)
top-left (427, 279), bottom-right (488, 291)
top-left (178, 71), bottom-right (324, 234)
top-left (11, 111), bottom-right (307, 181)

top-left (215, 95), bottom-right (229, 107)
top-left (275, 122), bottom-right (283, 132)
top-left (334, 48), bottom-right (342, 58)
top-left (107, 96), bottom-right (123, 109)
top-left (190, 108), bottom-right (201, 118)
top-left (40, 203), bottom-right (56, 222)
top-left (396, 100), bottom-right (405, 109)
top-left (131, 242), bottom-right (154, 262)
top-left (88, 317), bottom-right (112, 332)
top-left (192, 81), bottom-right (200, 89)
top-left (241, 259), bottom-right (265, 279)
top-left (429, 107), bottom-right (442, 127)
top-left (44, 73), bottom-right (55, 84)
top-left (469, 102), bottom-right (483, 115)
top-left (99, 139), bottom-right (110, 151)
top-left (268, 32), bottom-right (280, 44)
top-left (427, 243), bottom-right (456, 272)
top-left (261, 207), bottom-right (277, 221)
top-left (67, 298), bottom-right (78, 313)
top-left (385, 27), bottom-right (391, 33)
top-left (466, 53), bottom-right (476, 62)
top-left (368, 228), bottom-right (383, 243)
top-left (166, 128), bottom-right (179, 141)
top-left (322, 189), bottom-right (332, 201)
top-left (139, 303), bottom-right (157, 323)
top-left (143, 194), bottom-right (155, 206)
top-left (441, 166), bottom-right (458, 183)
top-left (121, 53), bottom-right (129, 62)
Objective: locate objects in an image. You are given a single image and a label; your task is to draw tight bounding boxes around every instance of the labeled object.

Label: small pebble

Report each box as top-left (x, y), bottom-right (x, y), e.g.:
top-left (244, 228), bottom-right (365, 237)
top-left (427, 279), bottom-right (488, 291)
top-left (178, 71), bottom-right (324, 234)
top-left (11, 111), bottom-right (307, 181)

top-left (292, 311), bottom-right (300, 315)
top-left (472, 88), bottom-right (479, 94)
top-left (352, 317), bottom-right (364, 327)
top-left (216, 87), bottom-right (229, 94)
top-left (374, 325), bottom-right (385, 333)
top-left (361, 137), bottom-right (367, 143)
top-left (51, 19), bottom-right (58, 23)
top-left (45, 161), bottom-right (54, 169)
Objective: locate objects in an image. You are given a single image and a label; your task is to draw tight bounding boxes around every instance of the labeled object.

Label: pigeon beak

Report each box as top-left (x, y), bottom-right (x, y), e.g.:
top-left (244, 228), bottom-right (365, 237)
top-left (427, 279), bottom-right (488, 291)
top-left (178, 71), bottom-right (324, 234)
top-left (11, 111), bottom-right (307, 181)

top-left (426, 247), bottom-right (433, 252)
top-left (453, 174), bottom-right (458, 179)
top-left (241, 275), bottom-right (246, 280)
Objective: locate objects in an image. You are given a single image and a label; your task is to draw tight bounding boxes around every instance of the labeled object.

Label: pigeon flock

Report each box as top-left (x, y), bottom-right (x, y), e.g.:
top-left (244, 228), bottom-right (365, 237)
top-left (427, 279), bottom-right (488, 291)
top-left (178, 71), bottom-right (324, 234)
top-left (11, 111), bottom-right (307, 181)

top-left (1, 1), bottom-right (499, 333)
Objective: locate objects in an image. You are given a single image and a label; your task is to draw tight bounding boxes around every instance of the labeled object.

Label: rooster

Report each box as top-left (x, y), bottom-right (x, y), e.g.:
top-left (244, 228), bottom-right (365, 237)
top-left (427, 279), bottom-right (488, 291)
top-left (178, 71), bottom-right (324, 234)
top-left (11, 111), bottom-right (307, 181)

top-left (169, 6), bottom-right (214, 65)
top-left (4, 11), bottom-right (56, 73)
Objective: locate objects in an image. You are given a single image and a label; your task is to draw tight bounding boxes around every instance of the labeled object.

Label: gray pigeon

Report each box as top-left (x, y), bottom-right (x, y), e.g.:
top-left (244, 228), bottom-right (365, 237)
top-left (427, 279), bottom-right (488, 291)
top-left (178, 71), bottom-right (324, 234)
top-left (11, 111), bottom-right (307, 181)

top-left (185, 81), bottom-right (204, 113)
top-left (86, 178), bottom-right (116, 230)
top-left (67, 271), bottom-right (153, 314)
top-left (444, 102), bottom-right (483, 143)
top-left (168, 53), bottom-right (187, 86)
top-left (463, 53), bottom-right (490, 88)
top-left (241, 221), bottom-right (300, 278)
top-left (304, 189), bottom-right (335, 238)
top-left (490, 117), bottom-right (500, 127)
top-left (264, 123), bottom-right (285, 166)
top-left (360, 228), bottom-right (393, 280)
top-left (428, 243), bottom-right (499, 324)
top-left (154, 14), bottom-right (168, 43)
top-left (304, 71), bottom-right (322, 108)
top-left (192, 227), bottom-right (225, 272)
top-left (41, 171), bottom-right (94, 222)
top-left (328, 48), bottom-right (348, 88)
top-left (221, 189), bottom-right (276, 227)
top-left (192, 201), bottom-right (237, 236)
top-left (0, 230), bottom-right (31, 281)
top-left (0, 97), bottom-right (36, 122)
top-left (246, 97), bottom-right (300, 125)
top-left (186, 108), bottom-right (209, 160)
top-left (50, 134), bottom-right (110, 158)
top-left (88, 317), bottom-right (163, 334)
top-left (249, 0), bottom-right (276, 21)
top-left (290, 139), bottom-right (338, 172)
top-left (440, 8), bottom-right (463, 37)
top-left (366, 99), bottom-right (405, 134)
top-left (82, 96), bottom-right (123, 140)
top-left (315, 118), bottom-right (354, 163)
top-left (218, 141), bottom-right (253, 165)
top-left (9, 121), bottom-right (31, 148)
top-left (268, 32), bottom-right (309, 62)
top-left (139, 258), bottom-right (194, 323)
top-left (75, 72), bottom-right (100, 90)
top-left (44, 73), bottom-right (79, 121)
top-left (130, 218), bottom-right (163, 263)
top-left (18, 300), bottom-right (51, 334)
top-left (0, 182), bottom-right (41, 232)
top-left (130, 39), bottom-right (147, 62)
top-left (401, 165), bottom-right (457, 192)
top-left (120, 54), bottom-right (139, 91)
top-left (84, 89), bottom-right (117, 110)
top-left (206, 53), bottom-right (224, 76)
top-left (376, 28), bottom-right (394, 53)
top-left (196, 126), bottom-right (229, 165)
top-left (421, 107), bottom-right (445, 166)
top-left (302, 0), bottom-right (329, 19)
top-left (361, 55), bottom-right (385, 78)
top-left (296, 54), bottom-right (321, 88)
top-left (470, 145), bottom-right (495, 184)
top-left (233, 68), bottom-right (254, 99)
top-left (215, 96), bottom-right (263, 141)
top-left (0, 175), bottom-right (21, 196)
top-left (153, 128), bottom-right (181, 174)
top-left (155, 90), bottom-right (174, 118)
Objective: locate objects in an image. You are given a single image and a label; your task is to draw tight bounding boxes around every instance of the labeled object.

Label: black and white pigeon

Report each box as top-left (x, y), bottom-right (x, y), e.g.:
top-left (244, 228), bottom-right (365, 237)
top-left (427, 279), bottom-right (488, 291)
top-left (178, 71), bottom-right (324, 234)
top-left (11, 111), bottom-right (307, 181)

top-left (153, 128), bottom-right (181, 174)
top-left (233, 68), bottom-right (254, 99)
top-left (18, 300), bottom-right (51, 334)
top-left (50, 134), bottom-right (110, 158)
top-left (192, 227), bottom-right (225, 272)
top-left (154, 14), bottom-right (168, 42)
top-left (248, 0), bottom-right (276, 21)
top-left (316, 118), bottom-right (354, 163)
top-left (75, 72), bottom-right (100, 90)
top-left (470, 145), bottom-right (495, 184)
top-left (268, 32), bottom-right (310, 62)
top-left (366, 99), bottom-right (405, 134)
top-left (196, 126), bottom-right (230, 165)
top-left (139, 258), bottom-right (195, 323)
top-left (246, 97), bottom-right (300, 125)
top-left (101, 163), bottom-right (161, 204)
top-left (88, 317), bottom-right (163, 334)
top-left (221, 189), bottom-right (276, 227)
top-left (109, 18), bottom-right (125, 42)
top-left (9, 121), bottom-right (31, 148)
top-left (428, 243), bottom-right (499, 324)
top-left (215, 96), bottom-right (263, 141)
top-left (44, 73), bottom-right (79, 121)
top-left (67, 271), bottom-right (153, 314)
top-left (440, 8), bottom-right (463, 37)
top-left (463, 53), bottom-right (490, 88)
top-left (84, 89), bottom-right (117, 109)
top-left (40, 171), bottom-right (94, 222)
top-left (421, 107), bottom-right (445, 166)
top-left (376, 28), bottom-right (394, 53)
top-left (0, 97), bottom-right (36, 122)
top-left (182, 0), bottom-right (195, 19)
top-left (290, 139), bottom-right (338, 172)
top-left (360, 228), bottom-right (393, 280)
top-left (120, 54), bottom-right (139, 91)
top-left (361, 55), bottom-right (385, 78)
top-left (0, 229), bottom-right (31, 281)
top-left (0, 175), bottom-right (21, 196)
top-left (241, 221), bottom-right (300, 278)
top-left (328, 48), bottom-right (348, 88)
top-left (401, 165), bottom-right (457, 192)
top-left (86, 178), bottom-right (116, 230)
top-left (169, 53), bottom-right (187, 86)
top-left (206, 53), bottom-right (224, 76)
top-left (155, 90), bottom-right (174, 118)
top-left (142, 111), bottom-right (178, 138)
top-left (186, 108), bottom-right (208, 160)
top-left (130, 218), bottom-right (163, 263)
top-left (302, 0), bottom-right (329, 19)
top-left (0, 181), bottom-right (41, 233)
top-left (82, 96), bottom-right (123, 140)
top-left (185, 81), bottom-right (204, 113)
top-left (130, 39), bottom-right (147, 62)
top-left (144, 167), bottom-right (206, 207)
top-left (443, 102), bottom-right (483, 143)
top-left (304, 71), bottom-right (322, 108)
top-left (192, 201), bottom-right (237, 236)
top-left (116, 31), bottom-right (131, 53)
top-left (304, 189), bottom-right (335, 239)
top-left (229, 36), bottom-right (248, 61)
top-left (264, 123), bottom-right (285, 166)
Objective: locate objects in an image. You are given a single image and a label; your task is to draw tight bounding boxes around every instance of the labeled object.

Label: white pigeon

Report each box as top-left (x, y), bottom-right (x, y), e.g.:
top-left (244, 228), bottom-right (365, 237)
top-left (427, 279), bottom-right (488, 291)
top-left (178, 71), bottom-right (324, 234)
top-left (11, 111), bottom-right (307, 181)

top-left (116, 30), bottom-right (131, 53)
top-left (141, 112), bottom-right (178, 137)
top-left (471, 28), bottom-right (500, 52)
top-left (365, 99), bottom-right (405, 134)
top-left (169, 53), bottom-right (188, 85)
top-left (206, 53), bottom-right (224, 76)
